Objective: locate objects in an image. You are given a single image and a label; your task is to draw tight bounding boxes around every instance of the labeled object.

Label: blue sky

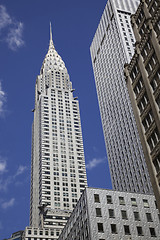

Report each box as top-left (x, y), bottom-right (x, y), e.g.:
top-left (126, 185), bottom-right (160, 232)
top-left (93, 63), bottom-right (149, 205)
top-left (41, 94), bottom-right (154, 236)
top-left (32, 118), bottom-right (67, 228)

top-left (0, 0), bottom-right (112, 238)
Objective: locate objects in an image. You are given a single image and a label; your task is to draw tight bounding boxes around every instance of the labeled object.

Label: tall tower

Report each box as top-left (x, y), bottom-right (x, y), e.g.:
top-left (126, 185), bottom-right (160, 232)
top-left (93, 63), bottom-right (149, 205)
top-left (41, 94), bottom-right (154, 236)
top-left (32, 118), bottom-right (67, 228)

top-left (30, 25), bottom-right (87, 234)
top-left (90, 0), bottom-right (153, 194)
top-left (125, 0), bottom-right (160, 211)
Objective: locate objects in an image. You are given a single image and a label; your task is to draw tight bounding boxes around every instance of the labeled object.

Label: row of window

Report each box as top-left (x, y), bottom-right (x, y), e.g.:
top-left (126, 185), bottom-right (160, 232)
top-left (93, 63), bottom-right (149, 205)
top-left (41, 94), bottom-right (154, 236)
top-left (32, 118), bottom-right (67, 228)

top-left (96, 207), bottom-right (156, 222)
top-left (94, 194), bottom-right (153, 208)
top-left (97, 222), bottom-right (157, 237)
top-left (27, 229), bottom-right (60, 236)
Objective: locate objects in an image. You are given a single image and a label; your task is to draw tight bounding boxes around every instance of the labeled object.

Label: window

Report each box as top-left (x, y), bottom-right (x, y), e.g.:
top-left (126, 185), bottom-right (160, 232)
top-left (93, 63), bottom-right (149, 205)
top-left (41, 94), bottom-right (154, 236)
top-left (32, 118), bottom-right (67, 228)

top-left (149, 227), bottom-right (156, 237)
top-left (131, 198), bottom-right (137, 206)
top-left (143, 199), bottom-right (149, 208)
top-left (137, 226), bottom-right (143, 236)
top-left (155, 201), bottom-right (158, 209)
top-left (119, 196), bottom-right (125, 205)
top-left (150, 69), bottom-right (160, 91)
top-left (146, 213), bottom-right (153, 222)
top-left (133, 78), bottom-right (143, 97)
top-left (96, 208), bottom-right (102, 217)
top-left (124, 225), bottom-right (131, 235)
top-left (156, 95), bottom-right (160, 110)
top-left (111, 224), bottom-right (117, 234)
top-left (147, 128), bottom-right (160, 151)
top-left (109, 209), bottom-right (115, 218)
top-left (56, 231), bottom-right (60, 236)
top-left (94, 194), bottom-right (100, 203)
top-left (138, 93), bottom-right (149, 113)
top-left (134, 211), bottom-right (140, 221)
top-left (142, 111), bottom-right (153, 131)
top-left (136, 10), bottom-right (144, 26)
top-left (131, 65), bottom-right (139, 81)
top-left (106, 195), bottom-right (112, 204)
top-left (121, 210), bottom-right (128, 220)
top-left (97, 223), bottom-right (104, 232)
top-left (150, 1), bottom-right (158, 15)
top-left (146, 53), bottom-right (158, 75)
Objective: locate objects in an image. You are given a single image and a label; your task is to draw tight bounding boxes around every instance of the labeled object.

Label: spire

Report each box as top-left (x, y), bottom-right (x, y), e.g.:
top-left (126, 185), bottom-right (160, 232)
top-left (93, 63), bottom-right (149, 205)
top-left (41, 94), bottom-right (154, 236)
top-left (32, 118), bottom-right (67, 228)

top-left (49, 22), bottom-right (55, 49)
top-left (50, 22), bottom-right (53, 41)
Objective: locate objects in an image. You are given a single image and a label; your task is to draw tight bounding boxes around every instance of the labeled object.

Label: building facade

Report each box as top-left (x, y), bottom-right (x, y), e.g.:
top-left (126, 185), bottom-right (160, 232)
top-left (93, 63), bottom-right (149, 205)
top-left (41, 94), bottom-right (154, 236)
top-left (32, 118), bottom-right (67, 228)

top-left (29, 25), bottom-right (87, 235)
top-left (124, 0), bottom-right (160, 211)
top-left (58, 187), bottom-right (160, 240)
top-left (90, 0), bottom-right (153, 194)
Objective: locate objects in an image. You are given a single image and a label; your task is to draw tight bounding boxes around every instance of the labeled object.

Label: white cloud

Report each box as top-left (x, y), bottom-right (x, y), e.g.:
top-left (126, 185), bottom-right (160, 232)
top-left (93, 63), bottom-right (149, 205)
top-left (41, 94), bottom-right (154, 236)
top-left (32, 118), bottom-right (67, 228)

top-left (0, 160), bottom-right (6, 174)
top-left (86, 157), bottom-right (105, 170)
top-left (0, 5), bottom-right (12, 30)
top-left (0, 165), bottom-right (28, 191)
top-left (0, 176), bottom-right (11, 191)
top-left (1, 198), bottom-right (15, 209)
top-left (6, 22), bottom-right (24, 51)
top-left (0, 5), bottom-right (24, 50)
top-left (0, 81), bottom-right (6, 116)
top-left (14, 165), bottom-right (27, 177)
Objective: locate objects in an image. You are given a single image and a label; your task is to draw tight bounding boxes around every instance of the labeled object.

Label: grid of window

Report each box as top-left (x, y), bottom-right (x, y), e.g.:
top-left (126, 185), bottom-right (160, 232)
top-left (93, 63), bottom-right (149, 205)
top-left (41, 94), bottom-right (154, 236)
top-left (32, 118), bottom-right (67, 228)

top-left (90, 0), bottom-right (153, 195)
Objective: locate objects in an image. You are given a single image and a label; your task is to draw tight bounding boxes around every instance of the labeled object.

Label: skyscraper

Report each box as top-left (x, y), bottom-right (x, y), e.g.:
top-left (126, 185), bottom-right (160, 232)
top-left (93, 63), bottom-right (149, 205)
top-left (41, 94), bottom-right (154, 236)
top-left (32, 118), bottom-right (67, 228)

top-left (30, 25), bottom-right (87, 235)
top-left (90, 0), bottom-right (153, 194)
top-left (124, 0), bottom-right (160, 211)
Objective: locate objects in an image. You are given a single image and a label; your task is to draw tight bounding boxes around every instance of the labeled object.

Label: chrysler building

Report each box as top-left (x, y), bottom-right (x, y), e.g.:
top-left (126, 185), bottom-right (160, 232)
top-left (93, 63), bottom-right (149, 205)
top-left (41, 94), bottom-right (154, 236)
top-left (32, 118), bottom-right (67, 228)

top-left (29, 24), bottom-right (87, 235)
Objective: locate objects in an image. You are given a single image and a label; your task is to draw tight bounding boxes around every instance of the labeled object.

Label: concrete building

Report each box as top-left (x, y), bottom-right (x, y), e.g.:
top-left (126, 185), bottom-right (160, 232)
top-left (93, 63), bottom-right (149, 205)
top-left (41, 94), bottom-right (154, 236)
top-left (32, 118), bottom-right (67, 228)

top-left (124, 0), bottom-right (160, 211)
top-left (90, 0), bottom-right (153, 194)
top-left (29, 24), bottom-right (87, 235)
top-left (8, 231), bottom-right (23, 240)
top-left (58, 187), bottom-right (160, 240)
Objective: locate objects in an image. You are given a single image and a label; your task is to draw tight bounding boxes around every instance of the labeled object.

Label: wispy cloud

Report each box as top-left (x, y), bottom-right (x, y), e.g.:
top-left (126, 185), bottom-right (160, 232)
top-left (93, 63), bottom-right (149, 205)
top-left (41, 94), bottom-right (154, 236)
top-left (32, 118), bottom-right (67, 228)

top-left (1, 198), bottom-right (15, 209)
top-left (0, 5), bottom-right (24, 50)
top-left (0, 176), bottom-right (12, 191)
top-left (0, 164), bottom-right (28, 191)
top-left (0, 160), bottom-right (6, 174)
top-left (86, 157), bottom-right (106, 170)
top-left (14, 165), bottom-right (27, 177)
top-left (0, 81), bottom-right (6, 116)
top-left (6, 22), bottom-right (24, 51)
top-left (0, 5), bottom-right (12, 30)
